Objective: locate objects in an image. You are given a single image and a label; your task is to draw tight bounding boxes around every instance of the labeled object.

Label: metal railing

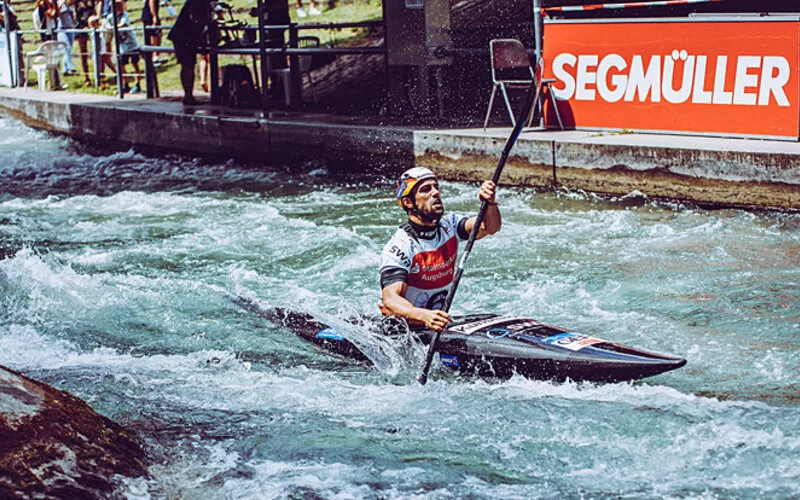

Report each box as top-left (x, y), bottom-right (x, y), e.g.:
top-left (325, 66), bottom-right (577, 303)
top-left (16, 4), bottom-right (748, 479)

top-left (10, 25), bottom-right (147, 95)
top-left (138, 19), bottom-right (386, 106)
top-left (3, 13), bottom-right (386, 108)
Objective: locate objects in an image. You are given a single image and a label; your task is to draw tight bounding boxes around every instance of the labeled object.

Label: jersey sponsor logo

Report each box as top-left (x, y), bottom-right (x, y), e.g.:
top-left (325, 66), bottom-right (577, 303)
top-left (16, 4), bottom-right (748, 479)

top-left (390, 245), bottom-right (410, 266)
top-left (408, 236), bottom-right (458, 290)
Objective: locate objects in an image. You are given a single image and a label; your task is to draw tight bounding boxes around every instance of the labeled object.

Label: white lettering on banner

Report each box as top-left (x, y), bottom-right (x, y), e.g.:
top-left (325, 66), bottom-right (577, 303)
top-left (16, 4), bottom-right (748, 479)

top-left (625, 55), bottom-right (661, 103)
top-left (551, 51), bottom-right (791, 107)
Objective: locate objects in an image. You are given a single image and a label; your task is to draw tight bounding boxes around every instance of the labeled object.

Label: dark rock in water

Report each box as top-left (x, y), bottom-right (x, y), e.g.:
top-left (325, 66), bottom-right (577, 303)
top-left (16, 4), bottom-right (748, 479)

top-left (0, 365), bottom-right (148, 499)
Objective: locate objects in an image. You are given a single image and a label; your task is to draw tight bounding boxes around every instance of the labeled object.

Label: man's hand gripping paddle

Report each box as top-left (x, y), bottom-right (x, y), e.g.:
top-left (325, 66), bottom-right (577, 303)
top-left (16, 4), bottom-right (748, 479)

top-left (417, 81), bottom-right (539, 385)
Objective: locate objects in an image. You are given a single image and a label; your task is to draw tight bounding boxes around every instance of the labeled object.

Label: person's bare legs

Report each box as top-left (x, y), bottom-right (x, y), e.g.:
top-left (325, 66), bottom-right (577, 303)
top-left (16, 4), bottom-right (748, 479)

top-left (180, 63), bottom-right (197, 104)
top-left (199, 54), bottom-right (209, 93)
top-left (77, 37), bottom-right (92, 86)
top-left (131, 60), bottom-right (142, 92)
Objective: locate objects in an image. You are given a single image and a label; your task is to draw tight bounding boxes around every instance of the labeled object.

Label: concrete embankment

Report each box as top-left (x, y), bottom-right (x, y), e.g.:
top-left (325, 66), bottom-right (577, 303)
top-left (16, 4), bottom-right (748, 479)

top-left (2, 88), bottom-right (799, 210)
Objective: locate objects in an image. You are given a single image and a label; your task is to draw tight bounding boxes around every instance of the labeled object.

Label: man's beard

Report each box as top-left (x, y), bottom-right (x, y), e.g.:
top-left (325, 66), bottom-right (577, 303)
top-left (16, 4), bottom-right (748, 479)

top-left (412, 200), bottom-right (444, 224)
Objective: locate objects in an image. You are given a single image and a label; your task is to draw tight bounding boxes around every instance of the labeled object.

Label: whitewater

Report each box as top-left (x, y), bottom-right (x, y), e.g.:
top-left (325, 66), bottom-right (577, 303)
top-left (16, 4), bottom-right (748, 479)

top-left (0, 117), bottom-right (798, 498)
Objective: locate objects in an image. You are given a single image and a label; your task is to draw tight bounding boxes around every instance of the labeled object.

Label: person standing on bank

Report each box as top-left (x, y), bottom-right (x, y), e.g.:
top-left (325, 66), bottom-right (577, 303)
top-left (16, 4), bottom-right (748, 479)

top-left (379, 167), bottom-right (501, 332)
top-left (73, 0), bottom-right (96, 86)
top-left (56, 0), bottom-right (77, 76)
top-left (141, 0), bottom-right (164, 64)
top-left (167, 0), bottom-right (210, 105)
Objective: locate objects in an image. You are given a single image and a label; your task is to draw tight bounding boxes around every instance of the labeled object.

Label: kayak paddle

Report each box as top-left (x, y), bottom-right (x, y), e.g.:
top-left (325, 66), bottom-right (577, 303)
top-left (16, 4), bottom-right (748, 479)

top-left (417, 81), bottom-right (540, 385)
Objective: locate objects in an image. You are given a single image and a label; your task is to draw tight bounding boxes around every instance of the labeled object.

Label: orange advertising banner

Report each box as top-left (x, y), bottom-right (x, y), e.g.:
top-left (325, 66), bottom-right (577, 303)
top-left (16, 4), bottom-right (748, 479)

top-left (542, 19), bottom-right (800, 139)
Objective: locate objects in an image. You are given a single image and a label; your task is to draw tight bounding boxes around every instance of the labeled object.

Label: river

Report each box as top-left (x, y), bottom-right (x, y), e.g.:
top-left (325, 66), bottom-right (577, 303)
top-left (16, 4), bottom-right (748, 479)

top-left (0, 117), bottom-right (798, 498)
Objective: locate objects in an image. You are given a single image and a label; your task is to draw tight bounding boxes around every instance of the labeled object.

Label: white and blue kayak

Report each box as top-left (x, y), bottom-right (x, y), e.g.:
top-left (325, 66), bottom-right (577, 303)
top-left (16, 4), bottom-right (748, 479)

top-left (233, 296), bottom-right (686, 383)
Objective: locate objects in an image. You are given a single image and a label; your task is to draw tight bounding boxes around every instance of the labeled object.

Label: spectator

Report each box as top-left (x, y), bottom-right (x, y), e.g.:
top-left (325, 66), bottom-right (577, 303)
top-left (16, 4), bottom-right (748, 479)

top-left (0, 4), bottom-right (20, 31)
top-left (107, 0), bottom-right (141, 93)
top-left (141, 0), bottom-right (166, 65)
top-left (33, 0), bottom-right (59, 41)
top-left (87, 13), bottom-right (116, 85)
top-left (96, 0), bottom-right (112, 17)
top-left (72, 0), bottom-right (95, 86)
top-left (295, 0), bottom-right (320, 17)
top-left (56, 0), bottom-right (77, 76)
top-left (167, 0), bottom-right (211, 104)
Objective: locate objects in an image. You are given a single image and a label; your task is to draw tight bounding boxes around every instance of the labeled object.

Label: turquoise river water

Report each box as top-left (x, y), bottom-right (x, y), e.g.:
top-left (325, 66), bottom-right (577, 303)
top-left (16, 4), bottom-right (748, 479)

top-left (0, 117), bottom-right (798, 499)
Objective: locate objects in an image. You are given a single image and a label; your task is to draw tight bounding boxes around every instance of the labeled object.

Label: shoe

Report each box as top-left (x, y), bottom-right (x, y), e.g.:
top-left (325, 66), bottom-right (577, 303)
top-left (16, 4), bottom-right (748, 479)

top-left (183, 96), bottom-right (199, 105)
top-left (131, 84), bottom-right (141, 94)
top-left (308, 7), bottom-right (321, 15)
top-left (83, 78), bottom-right (93, 87)
top-left (122, 83), bottom-right (131, 93)
top-left (64, 70), bottom-right (78, 76)
top-left (296, 7), bottom-right (307, 17)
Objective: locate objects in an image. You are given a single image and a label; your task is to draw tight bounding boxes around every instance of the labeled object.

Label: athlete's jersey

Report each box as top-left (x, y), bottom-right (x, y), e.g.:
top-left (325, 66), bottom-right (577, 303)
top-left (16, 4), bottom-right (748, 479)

top-left (379, 213), bottom-right (470, 310)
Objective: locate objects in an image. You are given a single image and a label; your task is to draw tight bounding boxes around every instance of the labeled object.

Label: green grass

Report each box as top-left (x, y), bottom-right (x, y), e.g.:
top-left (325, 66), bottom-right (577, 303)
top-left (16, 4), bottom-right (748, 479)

top-left (11, 0), bottom-right (383, 93)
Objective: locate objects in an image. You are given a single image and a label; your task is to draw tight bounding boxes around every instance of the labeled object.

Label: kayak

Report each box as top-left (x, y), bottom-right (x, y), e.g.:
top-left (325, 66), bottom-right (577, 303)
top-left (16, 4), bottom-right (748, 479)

top-left (232, 296), bottom-right (687, 383)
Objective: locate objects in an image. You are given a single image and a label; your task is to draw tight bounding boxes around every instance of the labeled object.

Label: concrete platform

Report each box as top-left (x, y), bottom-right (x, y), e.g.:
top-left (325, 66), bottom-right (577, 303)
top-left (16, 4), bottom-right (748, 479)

top-left (1, 87), bottom-right (799, 210)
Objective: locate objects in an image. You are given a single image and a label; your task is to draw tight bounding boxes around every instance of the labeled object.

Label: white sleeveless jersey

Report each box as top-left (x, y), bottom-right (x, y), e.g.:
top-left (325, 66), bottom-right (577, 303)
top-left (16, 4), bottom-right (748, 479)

top-left (379, 213), bottom-right (469, 310)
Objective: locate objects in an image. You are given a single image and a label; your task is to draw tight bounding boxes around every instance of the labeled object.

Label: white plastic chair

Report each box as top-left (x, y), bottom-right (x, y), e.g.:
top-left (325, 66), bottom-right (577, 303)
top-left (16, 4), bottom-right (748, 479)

top-left (269, 36), bottom-right (319, 105)
top-left (24, 41), bottom-right (68, 92)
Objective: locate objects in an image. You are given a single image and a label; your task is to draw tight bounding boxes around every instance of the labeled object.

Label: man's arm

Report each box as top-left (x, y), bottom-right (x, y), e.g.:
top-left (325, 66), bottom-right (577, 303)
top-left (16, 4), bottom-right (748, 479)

top-left (381, 282), bottom-right (451, 332)
top-left (464, 180), bottom-right (502, 239)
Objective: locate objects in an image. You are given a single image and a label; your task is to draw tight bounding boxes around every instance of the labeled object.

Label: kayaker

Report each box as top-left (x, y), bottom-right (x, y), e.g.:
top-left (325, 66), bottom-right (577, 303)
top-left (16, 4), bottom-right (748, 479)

top-left (379, 167), bottom-right (501, 332)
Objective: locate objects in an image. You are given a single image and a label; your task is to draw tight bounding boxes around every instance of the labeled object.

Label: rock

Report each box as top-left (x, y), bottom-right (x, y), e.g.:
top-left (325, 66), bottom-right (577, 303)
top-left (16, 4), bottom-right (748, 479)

top-left (0, 365), bottom-right (148, 499)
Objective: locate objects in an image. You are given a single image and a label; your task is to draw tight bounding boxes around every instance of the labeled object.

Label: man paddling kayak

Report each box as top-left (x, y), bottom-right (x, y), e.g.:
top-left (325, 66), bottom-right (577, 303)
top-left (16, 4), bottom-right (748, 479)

top-left (379, 167), bottom-right (502, 332)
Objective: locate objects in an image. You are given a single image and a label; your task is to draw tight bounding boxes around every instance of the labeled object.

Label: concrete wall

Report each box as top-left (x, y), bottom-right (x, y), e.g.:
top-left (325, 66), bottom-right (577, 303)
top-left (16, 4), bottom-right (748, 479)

top-left (413, 129), bottom-right (800, 210)
top-left (2, 90), bottom-right (799, 210)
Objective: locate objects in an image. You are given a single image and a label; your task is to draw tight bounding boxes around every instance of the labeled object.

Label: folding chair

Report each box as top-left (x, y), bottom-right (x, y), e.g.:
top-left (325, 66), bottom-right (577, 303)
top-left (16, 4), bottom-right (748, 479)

top-left (532, 55), bottom-right (564, 131)
top-left (24, 41), bottom-right (68, 92)
top-left (482, 38), bottom-right (564, 130)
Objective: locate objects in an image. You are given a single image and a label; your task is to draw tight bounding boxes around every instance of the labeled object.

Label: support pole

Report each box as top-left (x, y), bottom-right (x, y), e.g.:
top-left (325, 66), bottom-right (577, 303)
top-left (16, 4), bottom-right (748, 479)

top-left (532, 0), bottom-right (542, 65)
top-left (256, 0), bottom-right (269, 110)
top-left (288, 22), bottom-right (299, 108)
top-left (532, 0), bottom-right (543, 125)
top-left (2, 0), bottom-right (15, 86)
top-left (110, 0), bottom-right (124, 98)
top-left (92, 28), bottom-right (101, 89)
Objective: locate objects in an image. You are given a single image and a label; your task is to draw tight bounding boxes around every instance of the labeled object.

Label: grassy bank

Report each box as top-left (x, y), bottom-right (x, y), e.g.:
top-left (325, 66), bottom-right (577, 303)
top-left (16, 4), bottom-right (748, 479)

top-left (8, 0), bottom-right (382, 94)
